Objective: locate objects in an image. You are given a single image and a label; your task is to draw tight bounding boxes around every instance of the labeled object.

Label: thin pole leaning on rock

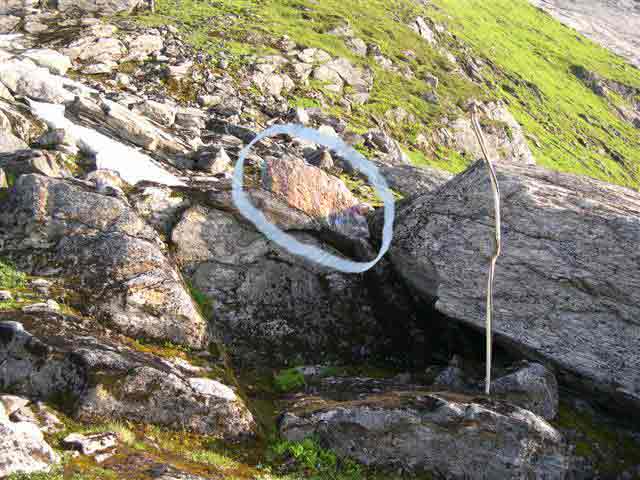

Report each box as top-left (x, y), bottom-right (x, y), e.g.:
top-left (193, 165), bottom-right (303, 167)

top-left (470, 103), bottom-right (502, 396)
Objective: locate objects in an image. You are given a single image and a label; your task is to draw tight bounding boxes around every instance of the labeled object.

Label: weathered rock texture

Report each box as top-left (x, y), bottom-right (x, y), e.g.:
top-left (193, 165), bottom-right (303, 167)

top-left (0, 174), bottom-right (208, 348)
top-left (171, 188), bottom-right (400, 366)
top-left (374, 162), bottom-right (453, 198)
top-left (492, 362), bottom-right (559, 420)
top-left (0, 315), bottom-right (256, 438)
top-left (0, 414), bottom-right (59, 477)
top-left (439, 102), bottom-right (535, 165)
top-left (56, 0), bottom-right (144, 15)
top-left (280, 391), bottom-right (570, 479)
top-left (262, 155), bottom-right (358, 218)
top-left (387, 161), bottom-right (640, 411)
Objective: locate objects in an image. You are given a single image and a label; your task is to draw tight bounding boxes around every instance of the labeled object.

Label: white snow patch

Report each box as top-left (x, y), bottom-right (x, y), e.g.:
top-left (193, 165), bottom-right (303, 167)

top-left (28, 100), bottom-right (185, 186)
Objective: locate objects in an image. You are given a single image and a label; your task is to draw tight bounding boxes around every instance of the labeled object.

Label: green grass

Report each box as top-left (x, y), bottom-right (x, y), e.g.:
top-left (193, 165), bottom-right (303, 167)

top-left (431, 0), bottom-right (640, 188)
top-left (273, 368), bottom-right (305, 393)
top-left (268, 437), bottom-right (364, 480)
top-left (135, 0), bottom-right (482, 169)
top-left (0, 258), bottom-right (27, 290)
top-left (186, 279), bottom-right (213, 318)
top-left (339, 172), bottom-right (404, 206)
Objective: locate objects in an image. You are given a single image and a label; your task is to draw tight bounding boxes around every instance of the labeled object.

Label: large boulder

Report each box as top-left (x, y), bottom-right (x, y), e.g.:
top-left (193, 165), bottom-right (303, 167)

top-left (262, 155), bottom-right (359, 218)
top-left (0, 174), bottom-right (208, 348)
top-left (280, 390), bottom-right (570, 479)
top-left (0, 411), bottom-right (59, 477)
top-left (171, 188), bottom-right (389, 366)
top-left (438, 102), bottom-right (535, 165)
top-left (0, 315), bottom-right (256, 438)
top-left (386, 161), bottom-right (640, 411)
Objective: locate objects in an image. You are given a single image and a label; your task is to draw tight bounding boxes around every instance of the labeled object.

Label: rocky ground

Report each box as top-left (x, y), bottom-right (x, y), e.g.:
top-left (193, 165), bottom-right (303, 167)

top-left (0, 0), bottom-right (639, 479)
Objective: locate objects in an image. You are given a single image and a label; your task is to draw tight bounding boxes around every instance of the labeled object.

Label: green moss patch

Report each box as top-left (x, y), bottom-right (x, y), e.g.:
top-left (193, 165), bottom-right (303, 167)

top-left (273, 368), bottom-right (305, 393)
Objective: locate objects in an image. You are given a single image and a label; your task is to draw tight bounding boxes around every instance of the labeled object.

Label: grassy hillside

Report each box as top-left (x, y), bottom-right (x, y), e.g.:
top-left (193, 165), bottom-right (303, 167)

top-left (432, 0), bottom-right (640, 186)
top-left (137, 0), bottom-right (640, 188)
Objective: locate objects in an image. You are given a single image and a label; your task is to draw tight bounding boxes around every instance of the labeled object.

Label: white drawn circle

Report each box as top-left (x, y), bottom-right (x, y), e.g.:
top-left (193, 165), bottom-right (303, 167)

top-left (232, 124), bottom-right (395, 273)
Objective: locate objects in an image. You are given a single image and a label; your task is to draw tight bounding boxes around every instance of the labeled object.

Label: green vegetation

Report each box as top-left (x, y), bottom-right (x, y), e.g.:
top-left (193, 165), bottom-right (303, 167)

top-left (6, 466), bottom-right (116, 480)
top-left (431, 0), bottom-right (640, 188)
top-left (339, 172), bottom-right (403, 206)
top-left (554, 402), bottom-right (640, 475)
top-left (273, 368), bottom-right (305, 392)
top-left (268, 437), bottom-right (364, 480)
top-left (135, 0), bottom-right (483, 173)
top-left (134, 0), bottom-right (640, 188)
top-left (0, 258), bottom-right (27, 290)
top-left (186, 279), bottom-right (213, 318)
top-left (0, 259), bottom-right (32, 311)
top-left (127, 337), bottom-right (193, 360)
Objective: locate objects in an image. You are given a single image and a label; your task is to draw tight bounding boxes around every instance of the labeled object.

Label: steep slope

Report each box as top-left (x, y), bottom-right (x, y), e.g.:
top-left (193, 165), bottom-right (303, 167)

top-left (138, 0), bottom-right (640, 188)
top-left (530, 0), bottom-right (640, 68)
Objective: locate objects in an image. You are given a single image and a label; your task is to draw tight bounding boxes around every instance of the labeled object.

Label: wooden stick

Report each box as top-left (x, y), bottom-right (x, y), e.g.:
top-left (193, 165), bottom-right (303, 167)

top-left (470, 104), bottom-right (502, 396)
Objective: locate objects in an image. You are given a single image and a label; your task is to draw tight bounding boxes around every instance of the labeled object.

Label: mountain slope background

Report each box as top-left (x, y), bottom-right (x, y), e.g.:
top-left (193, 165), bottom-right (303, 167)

top-left (531, 0), bottom-right (640, 69)
top-left (138, 0), bottom-right (640, 188)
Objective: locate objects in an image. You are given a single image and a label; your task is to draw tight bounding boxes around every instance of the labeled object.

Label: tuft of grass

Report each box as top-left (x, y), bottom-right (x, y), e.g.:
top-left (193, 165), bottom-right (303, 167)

top-left (0, 258), bottom-right (27, 290)
top-left (339, 172), bottom-right (403, 206)
top-left (268, 437), bottom-right (364, 480)
top-left (127, 337), bottom-right (192, 360)
top-left (273, 368), bottom-right (305, 393)
top-left (186, 279), bottom-right (213, 318)
top-left (188, 449), bottom-right (242, 469)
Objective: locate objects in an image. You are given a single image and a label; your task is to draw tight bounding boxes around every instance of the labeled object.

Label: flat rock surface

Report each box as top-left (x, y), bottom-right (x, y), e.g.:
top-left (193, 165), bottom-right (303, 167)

top-left (386, 160), bottom-right (640, 411)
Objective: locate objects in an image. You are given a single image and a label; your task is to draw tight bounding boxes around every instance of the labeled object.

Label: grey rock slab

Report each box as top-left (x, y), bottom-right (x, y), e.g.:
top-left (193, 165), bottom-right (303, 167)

top-left (67, 96), bottom-right (189, 155)
top-left (171, 196), bottom-right (384, 366)
top-left (0, 315), bottom-right (256, 438)
top-left (22, 49), bottom-right (72, 76)
top-left (492, 362), bottom-right (559, 420)
top-left (280, 391), bottom-right (570, 479)
top-left (0, 174), bottom-right (207, 348)
top-left (0, 58), bottom-right (75, 103)
top-left (374, 162), bottom-right (453, 198)
top-left (386, 160), bottom-right (640, 411)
